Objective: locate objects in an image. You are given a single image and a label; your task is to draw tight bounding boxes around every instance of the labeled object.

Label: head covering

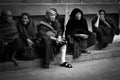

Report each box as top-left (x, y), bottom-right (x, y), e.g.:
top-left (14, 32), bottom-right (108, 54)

top-left (70, 8), bottom-right (83, 20)
top-left (46, 9), bottom-right (56, 16)
top-left (50, 8), bottom-right (58, 14)
top-left (20, 12), bottom-right (31, 20)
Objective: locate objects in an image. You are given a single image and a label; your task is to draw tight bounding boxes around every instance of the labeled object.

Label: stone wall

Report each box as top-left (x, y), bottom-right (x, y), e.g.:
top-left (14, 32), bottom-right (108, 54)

top-left (0, 0), bottom-right (118, 3)
top-left (0, 2), bottom-right (119, 31)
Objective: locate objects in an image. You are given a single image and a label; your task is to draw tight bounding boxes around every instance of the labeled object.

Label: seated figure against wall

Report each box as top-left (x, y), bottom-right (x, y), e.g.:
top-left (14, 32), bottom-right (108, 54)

top-left (37, 8), bottom-right (72, 69)
top-left (0, 10), bottom-right (22, 66)
top-left (16, 13), bottom-right (38, 60)
top-left (92, 9), bottom-right (119, 49)
top-left (50, 8), bottom-right (65, 35)
top-left (65, 8), bottom-right (96, 59)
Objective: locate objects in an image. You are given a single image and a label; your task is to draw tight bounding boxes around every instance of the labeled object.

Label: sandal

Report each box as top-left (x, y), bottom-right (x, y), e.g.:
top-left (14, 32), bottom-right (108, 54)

top-left (60, 62), bottom-right (73, 68)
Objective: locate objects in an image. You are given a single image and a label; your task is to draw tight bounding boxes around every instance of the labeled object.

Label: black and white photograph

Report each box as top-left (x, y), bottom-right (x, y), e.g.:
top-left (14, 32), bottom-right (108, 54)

top-left (0, 0), bottom-right (120, 80)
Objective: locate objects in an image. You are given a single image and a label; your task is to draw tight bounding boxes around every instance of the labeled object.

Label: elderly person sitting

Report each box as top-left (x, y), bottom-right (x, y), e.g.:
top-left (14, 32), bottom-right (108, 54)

top-left (92, 9), bottom-right (119, 49)
top-left (16, 12), bottom-right (38, 60)
top-left (37, 8), bottom-right (73, 68)
top-left (0, 10), bottom-right (21, 65)
top-left (66, 8), bottom-right (95, 59)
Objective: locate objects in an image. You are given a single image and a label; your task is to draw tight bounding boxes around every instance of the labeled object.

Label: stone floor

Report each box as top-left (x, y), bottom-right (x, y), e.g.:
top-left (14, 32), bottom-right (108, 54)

top-left (0, 57), bottom-right (120, 80)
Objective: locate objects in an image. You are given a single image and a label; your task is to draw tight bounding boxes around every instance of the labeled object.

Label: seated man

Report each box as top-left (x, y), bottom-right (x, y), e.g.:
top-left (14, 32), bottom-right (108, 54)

top-left (37, 8), bottom-right (72, 68)
top-left (92, 9), bottom-right (119, 49)
top-left (0, 10), bottom-right (21, 65)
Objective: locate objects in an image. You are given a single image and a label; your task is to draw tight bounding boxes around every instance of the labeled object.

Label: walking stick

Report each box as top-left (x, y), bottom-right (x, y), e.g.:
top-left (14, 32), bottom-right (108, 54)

top-left (62, 5), bottom-right (69, 38)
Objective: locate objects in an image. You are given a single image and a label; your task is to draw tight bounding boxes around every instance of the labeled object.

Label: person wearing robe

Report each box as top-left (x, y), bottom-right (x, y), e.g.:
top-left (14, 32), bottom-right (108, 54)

top-left (0, 10), bottom-right (21, 65)
top-left (92, 9), bottom-right (119, 49)
top-left (16, 13), bottom-right (38, 60)
top-left (66, 8), bottom-right (95, 59)
top-left (37, 8), bottom-right (72, 68)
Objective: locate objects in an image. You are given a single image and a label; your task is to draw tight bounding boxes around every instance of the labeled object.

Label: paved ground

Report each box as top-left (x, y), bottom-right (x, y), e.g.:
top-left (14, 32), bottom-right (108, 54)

top-left (0, 57), bottom-right (120, 80)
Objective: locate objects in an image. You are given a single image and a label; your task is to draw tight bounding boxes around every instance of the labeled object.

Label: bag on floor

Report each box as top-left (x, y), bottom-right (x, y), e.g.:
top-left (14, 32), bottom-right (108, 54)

top-left (22, 47), bottom-right (38, 60)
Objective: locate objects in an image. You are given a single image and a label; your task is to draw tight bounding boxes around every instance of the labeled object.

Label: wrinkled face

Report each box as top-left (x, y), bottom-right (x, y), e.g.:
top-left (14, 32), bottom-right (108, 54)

top-left (99, 11), bottom-right (105, 21)
top-left (75, 12), bottom-right (82, 20)
top-left (3, 11), bottom-right (13, 23)
top-left (47, 10), bottom-right (56, 22)
top-left (21, 15), bottom-right (30, 25)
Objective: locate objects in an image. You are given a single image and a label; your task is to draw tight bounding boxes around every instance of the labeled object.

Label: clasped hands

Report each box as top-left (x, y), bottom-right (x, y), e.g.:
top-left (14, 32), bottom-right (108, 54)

top-left (50, 36), bottom-right (65, 44)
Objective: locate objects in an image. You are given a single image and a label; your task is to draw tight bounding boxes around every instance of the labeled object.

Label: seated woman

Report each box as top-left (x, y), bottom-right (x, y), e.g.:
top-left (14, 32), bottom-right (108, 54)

top-left (66, 8), bottom-right (95, 59)
top-left (0, 10), bottom-right (22, 66)
top-left (92, 9), bottom-right (119, 49)
top-left (16, 13), bottom-right (38, 60)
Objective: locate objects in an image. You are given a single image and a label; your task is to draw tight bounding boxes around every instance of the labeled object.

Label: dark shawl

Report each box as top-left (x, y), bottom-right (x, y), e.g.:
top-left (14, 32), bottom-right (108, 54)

top-left (38, 17), bottom-right (62, 38)
top-left (65, 8), bottom-right (92, 59)
top-left (16, 20), bottom-right (38, 60)
top-left (0, 19), bottom-right (18, 42)
top-left (66, 8), bottom-right (91, 39)
top-left (66, 18), bottom-right (91, 37)
top-left (92, 17), bottom-right (117, 43)
top-left (66, 18), bottom-right (91, 59)
top-left (17, 20), bottom-right (38, 41)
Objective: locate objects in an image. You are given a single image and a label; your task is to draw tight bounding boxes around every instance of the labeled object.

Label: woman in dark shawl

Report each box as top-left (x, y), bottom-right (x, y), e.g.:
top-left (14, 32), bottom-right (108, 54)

top-left (16, 13), bottom-right (38, 60)
top-left (66, 8), bottom-right (95, 59)
top-left (92, 9), bottom-right (119, 49)
top-left (0, 10), bottom-right (22, 65)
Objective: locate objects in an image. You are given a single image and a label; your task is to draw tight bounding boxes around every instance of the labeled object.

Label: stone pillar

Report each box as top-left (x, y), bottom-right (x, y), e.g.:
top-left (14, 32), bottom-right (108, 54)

top-left (119, 2), bottom-right (120, 29)
top-left (80, 0), bottom-right (84, 3)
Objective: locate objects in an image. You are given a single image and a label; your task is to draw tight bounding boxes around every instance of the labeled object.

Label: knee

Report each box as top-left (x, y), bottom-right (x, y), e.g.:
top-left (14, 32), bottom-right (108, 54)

top-left (14, 38), bottom-right (22, 45)
top-left (90, 32), bottom-right (96, 38)
top-left (61, 44), bottom-right (67, 49)
top-left (43, 38), bottom-right (52, 47)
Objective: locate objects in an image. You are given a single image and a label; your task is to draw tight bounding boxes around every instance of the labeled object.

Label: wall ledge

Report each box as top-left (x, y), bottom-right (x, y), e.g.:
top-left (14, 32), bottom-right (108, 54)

top-left (0, 3), bottom-right (119, 5)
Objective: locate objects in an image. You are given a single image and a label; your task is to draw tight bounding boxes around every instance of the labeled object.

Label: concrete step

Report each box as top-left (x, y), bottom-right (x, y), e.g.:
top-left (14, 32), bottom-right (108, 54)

top-left (0, 42), bottom-right (120, 72)
top-left (54, 42), bottom-right (120, 64)
top-left (73, 42), bottom-right (120, 62)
